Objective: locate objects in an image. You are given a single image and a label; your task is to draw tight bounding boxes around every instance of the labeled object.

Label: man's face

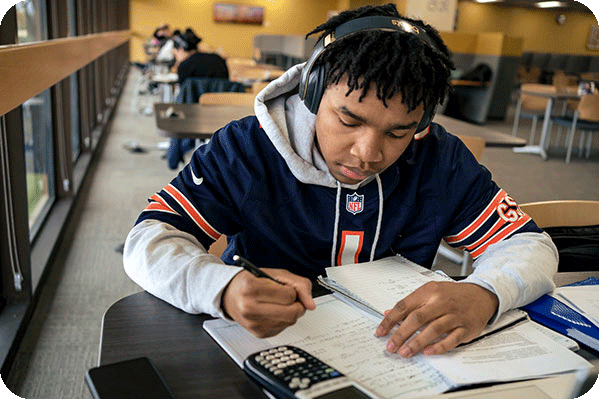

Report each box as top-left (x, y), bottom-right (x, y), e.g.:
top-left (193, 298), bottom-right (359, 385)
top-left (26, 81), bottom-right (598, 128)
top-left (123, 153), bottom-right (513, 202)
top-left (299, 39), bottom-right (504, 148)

top-left (314, 80), bottom-right (425, 185)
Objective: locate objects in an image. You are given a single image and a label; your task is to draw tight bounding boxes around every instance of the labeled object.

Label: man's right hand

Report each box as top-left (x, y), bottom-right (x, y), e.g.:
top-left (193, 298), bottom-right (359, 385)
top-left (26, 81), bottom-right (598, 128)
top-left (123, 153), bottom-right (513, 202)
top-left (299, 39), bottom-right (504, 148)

top-left (221, 268), bottom-right (316, 338)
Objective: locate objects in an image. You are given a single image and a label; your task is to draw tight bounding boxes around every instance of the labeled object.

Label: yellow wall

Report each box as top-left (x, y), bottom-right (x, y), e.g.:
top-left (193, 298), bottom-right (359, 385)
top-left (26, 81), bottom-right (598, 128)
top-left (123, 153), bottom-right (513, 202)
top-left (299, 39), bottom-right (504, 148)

top-left (130, 0), bottom-right (339, 62)
top-left (129, 0), bottom-right (598, 62)
top-left (455, 2), bottom-right (598, 56)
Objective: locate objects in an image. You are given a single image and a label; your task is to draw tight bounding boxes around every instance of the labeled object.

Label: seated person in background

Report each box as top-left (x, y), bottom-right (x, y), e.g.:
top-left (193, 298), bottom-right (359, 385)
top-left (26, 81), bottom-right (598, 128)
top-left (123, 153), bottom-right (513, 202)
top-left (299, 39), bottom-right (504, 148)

top-left (124, 3), bottom-right (557, 358)
top-left (172, 28), bottom-right (229, 85)
top-left (153, 24), bottom-right (175, 64)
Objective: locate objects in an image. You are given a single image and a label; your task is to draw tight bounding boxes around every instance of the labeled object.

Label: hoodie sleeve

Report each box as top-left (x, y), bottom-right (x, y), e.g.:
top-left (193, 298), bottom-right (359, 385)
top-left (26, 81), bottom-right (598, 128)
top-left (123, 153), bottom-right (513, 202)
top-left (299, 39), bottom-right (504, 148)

top-left (123, 118), bottom-right (259, 316)
top-left (434, 131), bottom-right (557, 321)
top-left (123, 219), bottom-right (242, 317)
top-left (462, 231), bottom-right (557, 323)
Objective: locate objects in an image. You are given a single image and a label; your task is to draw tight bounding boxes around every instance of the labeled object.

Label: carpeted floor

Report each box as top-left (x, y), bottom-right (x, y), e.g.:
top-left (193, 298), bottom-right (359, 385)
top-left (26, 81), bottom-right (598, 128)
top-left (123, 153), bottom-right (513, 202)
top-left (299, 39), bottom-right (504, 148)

top-left (3, 67), bottom-right (598, 398)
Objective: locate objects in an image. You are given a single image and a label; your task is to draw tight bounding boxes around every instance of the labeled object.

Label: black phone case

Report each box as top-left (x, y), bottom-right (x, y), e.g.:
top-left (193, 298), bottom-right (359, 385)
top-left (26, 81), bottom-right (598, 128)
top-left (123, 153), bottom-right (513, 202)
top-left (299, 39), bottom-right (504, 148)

top-left (85, 357), bottom-right (174, 398)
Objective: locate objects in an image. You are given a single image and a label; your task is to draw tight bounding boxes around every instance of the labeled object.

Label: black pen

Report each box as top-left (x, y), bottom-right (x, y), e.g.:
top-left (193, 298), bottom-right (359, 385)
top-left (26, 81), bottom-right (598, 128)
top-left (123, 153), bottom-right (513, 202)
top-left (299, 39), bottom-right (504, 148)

top-left (233, 255), bottom-right (285, 285)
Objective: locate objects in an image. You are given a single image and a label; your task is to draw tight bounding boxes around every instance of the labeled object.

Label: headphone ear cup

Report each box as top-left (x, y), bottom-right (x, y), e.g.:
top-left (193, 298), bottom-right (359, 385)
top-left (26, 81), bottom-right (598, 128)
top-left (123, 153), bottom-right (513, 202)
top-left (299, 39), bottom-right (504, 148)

top-left (303, 64), bottom-right (327, 114)
top-left (416, 103), bottom-right (435, 133)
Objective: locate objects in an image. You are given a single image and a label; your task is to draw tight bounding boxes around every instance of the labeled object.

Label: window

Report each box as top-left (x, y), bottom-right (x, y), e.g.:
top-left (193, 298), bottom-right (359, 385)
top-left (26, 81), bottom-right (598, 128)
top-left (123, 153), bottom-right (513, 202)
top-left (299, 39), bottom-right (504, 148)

top-left (16, 0), bottom-right (55, 238)
top-left (21, 91), bottom-right (55, 236)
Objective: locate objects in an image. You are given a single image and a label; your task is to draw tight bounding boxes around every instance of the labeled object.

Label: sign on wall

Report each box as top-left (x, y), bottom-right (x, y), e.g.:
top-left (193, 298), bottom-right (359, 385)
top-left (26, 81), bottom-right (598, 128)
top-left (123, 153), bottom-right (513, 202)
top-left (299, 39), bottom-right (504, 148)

top-left (213, 3), bottom-right (264, 25)
top-left (405, 0), bottom-right (458, 32)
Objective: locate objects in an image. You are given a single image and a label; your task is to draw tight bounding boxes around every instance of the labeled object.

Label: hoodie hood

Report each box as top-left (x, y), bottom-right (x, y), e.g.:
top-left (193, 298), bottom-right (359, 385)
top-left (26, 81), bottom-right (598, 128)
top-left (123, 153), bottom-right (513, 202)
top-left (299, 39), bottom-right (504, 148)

top-left (254, 63), bottom-right (340, 188)
top-left (255, 64), bottom-right (385, 264)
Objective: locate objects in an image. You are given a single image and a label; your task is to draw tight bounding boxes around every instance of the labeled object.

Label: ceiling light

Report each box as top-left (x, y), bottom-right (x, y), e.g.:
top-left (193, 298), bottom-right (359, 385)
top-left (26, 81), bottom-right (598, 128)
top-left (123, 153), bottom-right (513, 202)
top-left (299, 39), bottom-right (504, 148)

top-left (475, 0), bottom-right (498, 3)
top-left (536, 1), bottom-right (563, 8)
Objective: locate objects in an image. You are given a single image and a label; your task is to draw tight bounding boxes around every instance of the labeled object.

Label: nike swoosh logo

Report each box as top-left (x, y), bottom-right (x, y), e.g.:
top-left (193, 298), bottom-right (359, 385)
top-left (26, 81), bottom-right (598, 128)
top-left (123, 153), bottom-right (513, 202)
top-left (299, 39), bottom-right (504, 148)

top-left (191, 169), bottom-right (204, 185)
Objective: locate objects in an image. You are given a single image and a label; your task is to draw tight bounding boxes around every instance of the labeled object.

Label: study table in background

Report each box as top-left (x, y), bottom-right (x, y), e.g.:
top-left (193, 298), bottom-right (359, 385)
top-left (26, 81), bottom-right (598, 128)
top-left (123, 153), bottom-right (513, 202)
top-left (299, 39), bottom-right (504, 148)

top-left (512, 86), bottom-right (581, 160)
top-left (97, 271), bottom-right (598, 399)
top-left (154, 102), bottom-right (526, 148)
top-left (154, 102), bottom-right (254, 140)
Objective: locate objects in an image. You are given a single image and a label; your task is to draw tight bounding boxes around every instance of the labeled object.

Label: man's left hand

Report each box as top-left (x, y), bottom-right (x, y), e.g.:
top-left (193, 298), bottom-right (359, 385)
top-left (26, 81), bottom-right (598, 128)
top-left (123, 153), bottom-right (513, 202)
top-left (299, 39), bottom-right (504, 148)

top-left (375, 281), bottom-right (499, 357)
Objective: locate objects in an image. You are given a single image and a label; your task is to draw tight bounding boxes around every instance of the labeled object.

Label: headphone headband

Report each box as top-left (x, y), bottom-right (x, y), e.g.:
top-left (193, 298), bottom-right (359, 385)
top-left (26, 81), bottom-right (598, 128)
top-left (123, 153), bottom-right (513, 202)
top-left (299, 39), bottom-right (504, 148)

top-left (299, 15), bottom-right (439, 132)
top-left (173, 34), bottom-right (189, 51)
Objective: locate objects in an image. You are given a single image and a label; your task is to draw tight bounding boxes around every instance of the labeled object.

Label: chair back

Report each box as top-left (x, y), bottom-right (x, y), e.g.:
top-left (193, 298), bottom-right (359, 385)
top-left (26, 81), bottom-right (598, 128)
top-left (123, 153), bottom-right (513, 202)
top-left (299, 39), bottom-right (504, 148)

top-left (456, 135), bottom-right (485, 162)
top-left (176, 78), bottom-right (246, 104)
top-left (520, 200), bottom-right (599, 272)
top-left (520, 200), bottom-right (599, 228)
top-left (208, 236), bottom-right (228, 257)
top-left (200, 92), bottom-right (256, 107)
top-left (577, 92), bottom-right (599, 122)
top-left (520, 83), bottom-right (555, 112)
top-left (552, 70), bottom-right (569, 92)
top-left (517, 66), bottom-right (540, 84)
top-left (251, 81), bottom-right (269, 94)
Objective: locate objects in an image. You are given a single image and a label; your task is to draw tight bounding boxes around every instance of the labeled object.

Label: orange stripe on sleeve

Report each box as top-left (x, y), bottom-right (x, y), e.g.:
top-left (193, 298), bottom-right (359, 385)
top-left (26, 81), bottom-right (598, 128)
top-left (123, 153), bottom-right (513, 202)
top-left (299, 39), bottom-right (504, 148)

top-left (163, 184), bottom-right (221, 240)
top-left (470, 214), bottom-right (532, 259)
top-left (445, 189), bottom-right (506, 244)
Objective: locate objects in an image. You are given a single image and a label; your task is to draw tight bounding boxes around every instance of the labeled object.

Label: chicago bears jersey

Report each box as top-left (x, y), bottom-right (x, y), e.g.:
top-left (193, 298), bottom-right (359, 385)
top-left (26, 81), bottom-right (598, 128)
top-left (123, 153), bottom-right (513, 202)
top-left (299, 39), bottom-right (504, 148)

top-left (136, 116), bottom-right (541, 280)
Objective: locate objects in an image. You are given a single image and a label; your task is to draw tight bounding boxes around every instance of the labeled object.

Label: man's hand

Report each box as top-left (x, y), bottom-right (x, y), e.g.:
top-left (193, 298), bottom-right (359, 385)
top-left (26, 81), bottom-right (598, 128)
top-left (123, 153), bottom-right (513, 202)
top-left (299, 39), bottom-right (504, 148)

top-left (221, 268), bottom-right (316, 338)
top-left (375, 281), bottom-right (498, 357)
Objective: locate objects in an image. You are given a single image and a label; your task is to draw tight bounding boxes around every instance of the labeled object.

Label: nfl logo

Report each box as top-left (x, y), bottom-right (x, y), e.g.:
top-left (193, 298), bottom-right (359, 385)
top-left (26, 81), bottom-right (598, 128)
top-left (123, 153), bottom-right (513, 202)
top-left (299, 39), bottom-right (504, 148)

top-left (346, 193), bottom-right (364, 215)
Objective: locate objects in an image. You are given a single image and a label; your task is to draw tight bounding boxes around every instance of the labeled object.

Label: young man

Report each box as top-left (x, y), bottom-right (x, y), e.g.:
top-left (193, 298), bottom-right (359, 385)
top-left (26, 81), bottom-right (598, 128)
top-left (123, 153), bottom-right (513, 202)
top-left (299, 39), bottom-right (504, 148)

top-left (124, 4), bottom-right (557, 357)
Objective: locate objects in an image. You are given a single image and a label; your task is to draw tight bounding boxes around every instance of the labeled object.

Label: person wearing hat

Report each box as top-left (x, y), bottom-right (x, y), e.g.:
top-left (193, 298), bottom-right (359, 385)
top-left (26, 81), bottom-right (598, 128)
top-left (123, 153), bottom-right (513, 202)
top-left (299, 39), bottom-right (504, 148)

top-left (172, 28), bottom-right (229, 85)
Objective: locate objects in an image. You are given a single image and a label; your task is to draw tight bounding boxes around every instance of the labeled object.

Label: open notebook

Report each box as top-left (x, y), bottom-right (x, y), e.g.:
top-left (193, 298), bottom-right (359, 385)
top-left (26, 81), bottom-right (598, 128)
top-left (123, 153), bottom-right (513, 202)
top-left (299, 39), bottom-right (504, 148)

top-left (204, 256), bottom-right (592, 398)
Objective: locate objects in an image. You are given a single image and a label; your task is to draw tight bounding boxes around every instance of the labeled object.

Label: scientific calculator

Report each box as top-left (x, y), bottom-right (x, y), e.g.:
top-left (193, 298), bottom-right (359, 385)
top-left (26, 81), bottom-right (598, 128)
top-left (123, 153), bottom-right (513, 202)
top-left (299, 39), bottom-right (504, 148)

top-left (243, 345), bottom-right (374, 398)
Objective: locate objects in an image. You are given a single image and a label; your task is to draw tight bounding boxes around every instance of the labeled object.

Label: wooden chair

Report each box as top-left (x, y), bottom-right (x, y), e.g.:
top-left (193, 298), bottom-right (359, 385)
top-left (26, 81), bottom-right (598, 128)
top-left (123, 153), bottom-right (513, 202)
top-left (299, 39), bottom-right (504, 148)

top-left (520, 200), bottom-right (599, 228)
top-left (251, 81), bottom-right (269, 94)
top-left (199, 92), bottom-right (256, 107)
top-left (520, 200), bottom-right (599, 272)
top-left (512, 83), bottom-right (556, 144)
top-left (208, 235), bottom-right (228, 257)
top-left (456, 135), bottom-right (485, 162)
top-left (550, 91), bottom-right (599, 163)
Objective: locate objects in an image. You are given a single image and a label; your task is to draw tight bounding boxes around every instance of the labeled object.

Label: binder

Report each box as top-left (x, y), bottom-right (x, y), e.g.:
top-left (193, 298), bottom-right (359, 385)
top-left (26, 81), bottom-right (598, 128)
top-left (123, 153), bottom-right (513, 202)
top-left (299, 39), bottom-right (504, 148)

top-left (521, 278), bottom-right (599, 352)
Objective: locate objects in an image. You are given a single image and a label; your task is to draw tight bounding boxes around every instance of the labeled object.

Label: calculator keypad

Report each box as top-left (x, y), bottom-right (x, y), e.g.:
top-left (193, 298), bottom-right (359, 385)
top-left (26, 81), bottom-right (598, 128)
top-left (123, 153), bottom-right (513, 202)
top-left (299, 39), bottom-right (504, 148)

top-left (252, 346), bottom-right (342, 390)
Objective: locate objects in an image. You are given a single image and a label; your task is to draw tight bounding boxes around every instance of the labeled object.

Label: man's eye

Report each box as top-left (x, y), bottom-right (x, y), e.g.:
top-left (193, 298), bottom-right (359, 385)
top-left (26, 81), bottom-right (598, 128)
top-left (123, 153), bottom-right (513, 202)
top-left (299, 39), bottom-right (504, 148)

top-left (339, 119), bottom-right (359, 128)
top-left (386, 131), bottom-right (408, 139)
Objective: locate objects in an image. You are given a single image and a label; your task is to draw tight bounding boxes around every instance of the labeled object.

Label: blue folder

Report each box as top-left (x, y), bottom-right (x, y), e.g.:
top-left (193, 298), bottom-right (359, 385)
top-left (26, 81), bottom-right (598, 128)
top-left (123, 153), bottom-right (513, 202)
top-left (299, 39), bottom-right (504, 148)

top-left (521, 278), bottom-right (599, 352)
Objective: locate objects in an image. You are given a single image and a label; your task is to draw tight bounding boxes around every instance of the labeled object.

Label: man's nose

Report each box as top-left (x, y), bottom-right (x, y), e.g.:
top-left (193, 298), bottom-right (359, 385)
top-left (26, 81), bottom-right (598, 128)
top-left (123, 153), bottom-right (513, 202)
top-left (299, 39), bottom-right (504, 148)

top-left (350, 130), bottom-right (384, 164)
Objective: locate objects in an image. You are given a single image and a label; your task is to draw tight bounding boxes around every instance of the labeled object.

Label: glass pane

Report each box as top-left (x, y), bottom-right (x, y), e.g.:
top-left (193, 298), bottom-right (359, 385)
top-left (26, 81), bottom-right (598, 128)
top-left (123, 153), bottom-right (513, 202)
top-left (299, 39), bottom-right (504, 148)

top-left (17, 0), bottom-right (53, 236)
top-left (70, 73), bottom-right (81, 162)
top-left (22, 90), bottom-right (55, 235)
top-left (15, 0), bottom-right (47, 43)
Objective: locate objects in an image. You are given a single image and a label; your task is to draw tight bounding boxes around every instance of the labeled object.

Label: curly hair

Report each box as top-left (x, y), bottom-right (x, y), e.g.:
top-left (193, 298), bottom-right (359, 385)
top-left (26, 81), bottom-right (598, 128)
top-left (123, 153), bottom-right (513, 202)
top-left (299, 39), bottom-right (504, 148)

top-left (173, 28), bottom-right (202, 51)
top-left (305, 3), bottom-right (454, 112)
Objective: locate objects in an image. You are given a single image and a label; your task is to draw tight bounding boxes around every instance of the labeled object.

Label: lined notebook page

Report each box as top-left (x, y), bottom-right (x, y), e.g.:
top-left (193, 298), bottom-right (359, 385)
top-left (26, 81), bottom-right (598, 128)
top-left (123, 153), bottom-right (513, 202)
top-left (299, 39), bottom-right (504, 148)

top-left (203, 295), bottom-right (452, 398)
top-left (326, 255), bottom-right (452, 313)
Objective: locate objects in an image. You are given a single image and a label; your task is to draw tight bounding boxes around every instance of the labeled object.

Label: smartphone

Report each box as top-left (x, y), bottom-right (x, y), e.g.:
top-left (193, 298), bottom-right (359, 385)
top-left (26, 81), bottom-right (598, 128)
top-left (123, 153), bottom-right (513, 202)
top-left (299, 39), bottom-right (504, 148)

top-left (85, 357), bottom-right (174, 398)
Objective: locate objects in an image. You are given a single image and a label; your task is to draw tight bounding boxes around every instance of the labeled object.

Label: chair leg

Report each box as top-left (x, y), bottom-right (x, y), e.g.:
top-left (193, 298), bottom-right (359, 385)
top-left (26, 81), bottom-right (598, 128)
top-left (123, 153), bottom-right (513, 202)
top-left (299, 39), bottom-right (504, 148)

top-left (565, 124), bottom-right (577, 164)
top-left (542, 120), bottom-right (553, 151)
top-left (529, 116), bottom-right (537, 145)
top-left (512, 98), bottom-right (522, 137)
top-left (578, 134), bottom-right (585, 157)
top-left (585, 131), bottom-right (593, 159)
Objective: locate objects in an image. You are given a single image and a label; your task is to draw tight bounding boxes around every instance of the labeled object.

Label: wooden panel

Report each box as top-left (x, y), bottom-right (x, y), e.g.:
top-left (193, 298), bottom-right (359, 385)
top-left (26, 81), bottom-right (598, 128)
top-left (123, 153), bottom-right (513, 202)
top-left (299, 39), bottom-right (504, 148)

top-left (0, 30), bottom-right (130, 117)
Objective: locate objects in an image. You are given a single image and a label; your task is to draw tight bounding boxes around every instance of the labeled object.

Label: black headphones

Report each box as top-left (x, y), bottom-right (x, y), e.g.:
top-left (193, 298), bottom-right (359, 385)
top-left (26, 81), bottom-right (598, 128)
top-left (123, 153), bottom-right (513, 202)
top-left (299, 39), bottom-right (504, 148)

top-left (173, 34), bottom-right (190, 51)
top-left (299, 15), bottom-right (438, 132)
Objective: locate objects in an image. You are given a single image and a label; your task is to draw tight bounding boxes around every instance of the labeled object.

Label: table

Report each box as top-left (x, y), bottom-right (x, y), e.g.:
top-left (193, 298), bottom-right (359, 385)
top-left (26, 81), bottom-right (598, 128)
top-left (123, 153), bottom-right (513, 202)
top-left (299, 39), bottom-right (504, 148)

top-left (151, 73), bottom-right (179, 103)
top-left (512, 88), bottom-right (580, 160)
top-left (154, 103), bottom-right (254, 139)
top-left (98, 272), bottom-right (598, 398)
top-left (154, 104), bottom-right (522, 147)
top-left (434, 114), bottom-right (526, 147)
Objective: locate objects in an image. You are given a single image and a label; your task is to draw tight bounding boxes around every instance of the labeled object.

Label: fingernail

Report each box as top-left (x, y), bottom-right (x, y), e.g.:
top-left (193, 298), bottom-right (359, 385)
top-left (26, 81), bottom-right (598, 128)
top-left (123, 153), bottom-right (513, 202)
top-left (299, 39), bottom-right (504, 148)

top-left (399, 345), bottom-right (412, 358)
top-left (376, 326), bottom-right (384, 336)
top-left (387, 341), bottom-right (398, 353)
